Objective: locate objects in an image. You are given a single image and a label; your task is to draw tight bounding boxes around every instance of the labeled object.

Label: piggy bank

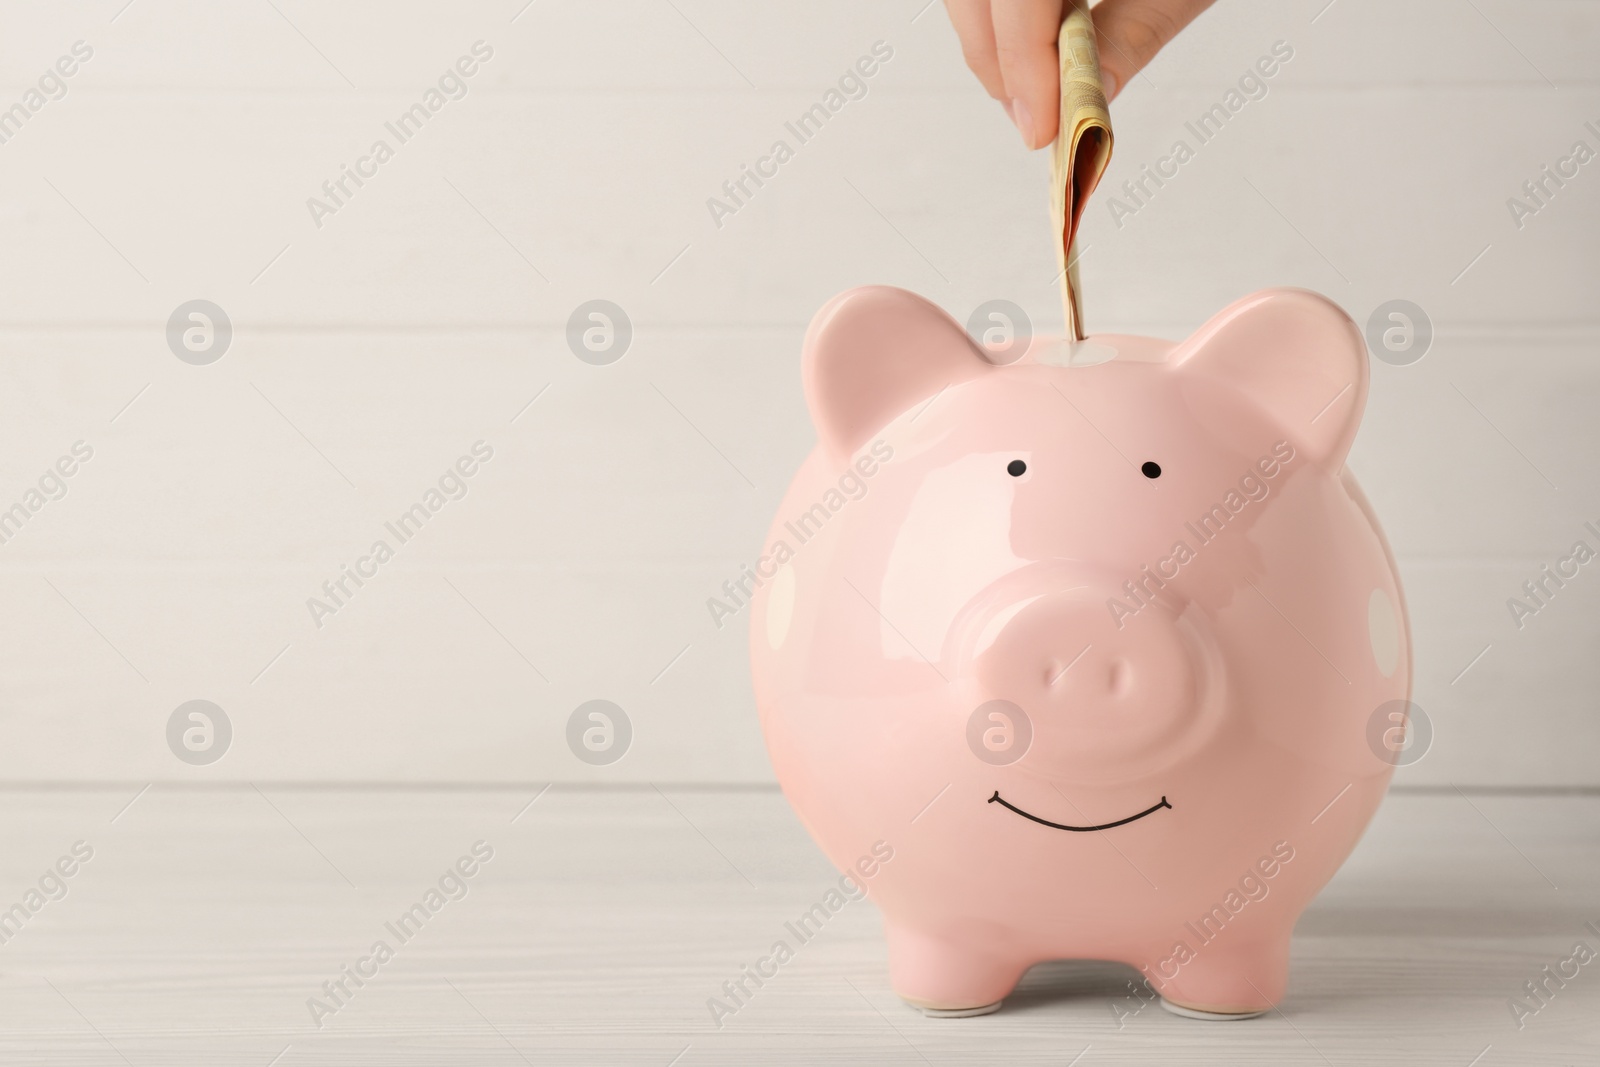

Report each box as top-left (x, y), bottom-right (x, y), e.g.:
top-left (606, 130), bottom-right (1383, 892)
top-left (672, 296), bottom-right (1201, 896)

top-left (748, 286), bottom-right (1410, 1018)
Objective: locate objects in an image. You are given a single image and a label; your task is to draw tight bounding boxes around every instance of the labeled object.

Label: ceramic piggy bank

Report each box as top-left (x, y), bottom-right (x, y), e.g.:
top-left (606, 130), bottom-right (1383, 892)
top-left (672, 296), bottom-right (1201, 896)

top-left (748, 286), bottom-right (1410, 1019)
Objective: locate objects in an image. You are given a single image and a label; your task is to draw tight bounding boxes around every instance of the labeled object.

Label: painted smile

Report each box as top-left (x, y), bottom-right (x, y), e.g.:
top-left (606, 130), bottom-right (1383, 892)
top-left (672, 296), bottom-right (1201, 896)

top-left (987, 791), bottom-right (1171, 832)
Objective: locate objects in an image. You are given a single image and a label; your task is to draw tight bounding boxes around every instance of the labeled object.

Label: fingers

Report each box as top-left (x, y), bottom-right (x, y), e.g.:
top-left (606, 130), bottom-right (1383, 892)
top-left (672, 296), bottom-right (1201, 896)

top-left (947, 0), bottom-right (1062, 148)
top-left (946, 0), bottom-right (1007, 104)
top-left (947, 0), bottom-right (1215, 148)
top-left (1090, 0), bottom-right (1215, 100)
top-left (990, 0), bottom-right (1066, 149)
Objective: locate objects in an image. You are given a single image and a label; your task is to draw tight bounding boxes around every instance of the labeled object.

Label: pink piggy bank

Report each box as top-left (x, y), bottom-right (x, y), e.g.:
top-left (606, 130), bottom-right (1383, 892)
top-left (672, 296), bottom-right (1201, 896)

top-left (748, 286), bottom-right (1411, 1018)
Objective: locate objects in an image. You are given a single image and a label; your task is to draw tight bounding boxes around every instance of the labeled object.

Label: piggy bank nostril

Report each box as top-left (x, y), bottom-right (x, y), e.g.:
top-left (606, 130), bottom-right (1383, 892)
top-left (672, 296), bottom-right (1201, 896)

top-left (1046, 644), bottom-right (1091, 687)
top-left (1046, 663), bottom-right (1075, 688)
top-left (1108, 657), bottom-right (1131, 696)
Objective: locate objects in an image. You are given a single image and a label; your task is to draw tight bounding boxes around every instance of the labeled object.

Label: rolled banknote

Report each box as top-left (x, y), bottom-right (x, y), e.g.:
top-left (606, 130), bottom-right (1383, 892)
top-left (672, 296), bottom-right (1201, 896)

top-left (1050, 4), bottom-right (1114, 340)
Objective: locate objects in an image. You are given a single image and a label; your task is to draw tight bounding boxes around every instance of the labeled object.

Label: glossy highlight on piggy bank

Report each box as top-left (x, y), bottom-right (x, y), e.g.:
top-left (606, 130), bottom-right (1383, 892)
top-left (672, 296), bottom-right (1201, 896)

top-left (749, 286), bottom-right (1411, 1018)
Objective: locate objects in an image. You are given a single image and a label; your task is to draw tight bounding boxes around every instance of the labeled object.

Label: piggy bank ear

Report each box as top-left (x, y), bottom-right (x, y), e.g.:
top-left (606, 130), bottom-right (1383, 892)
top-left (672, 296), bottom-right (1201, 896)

top-left (802, 286), bottom-right (989, 461)
top-left (1174, 289), bottom-right (1369, 471)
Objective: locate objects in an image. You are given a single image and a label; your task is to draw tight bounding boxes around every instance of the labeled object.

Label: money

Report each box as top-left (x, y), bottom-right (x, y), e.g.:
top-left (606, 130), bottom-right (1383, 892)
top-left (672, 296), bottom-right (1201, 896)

top-left (1050, 4), bottom-right (1114, 340)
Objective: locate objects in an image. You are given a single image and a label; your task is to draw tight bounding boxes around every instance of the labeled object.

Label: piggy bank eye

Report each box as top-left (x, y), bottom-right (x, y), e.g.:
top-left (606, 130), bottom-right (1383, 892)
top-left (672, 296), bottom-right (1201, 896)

top-left (1141, 461), bottom-right (1162, 479)
top-left (1007, 460), bottom-right (1027, 477)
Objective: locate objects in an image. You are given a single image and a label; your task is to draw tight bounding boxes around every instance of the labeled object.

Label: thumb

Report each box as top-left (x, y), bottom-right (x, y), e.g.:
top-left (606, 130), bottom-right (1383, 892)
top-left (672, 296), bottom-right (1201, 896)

top-left (1090, 0), bottom-right (1216, 99)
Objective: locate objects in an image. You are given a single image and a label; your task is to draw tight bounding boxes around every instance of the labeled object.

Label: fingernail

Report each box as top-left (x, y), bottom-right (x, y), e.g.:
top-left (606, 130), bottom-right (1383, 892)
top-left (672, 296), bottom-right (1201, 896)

top-left (1103, 72), bottom-right (1121, 100)
top-left (1009, 96), bottom-right (1034, 147)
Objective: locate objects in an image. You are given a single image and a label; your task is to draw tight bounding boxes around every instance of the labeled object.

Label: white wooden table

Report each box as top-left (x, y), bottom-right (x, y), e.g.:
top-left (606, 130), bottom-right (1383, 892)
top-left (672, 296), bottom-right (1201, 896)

top-left (0, 785), bottom-right (1594, 1064)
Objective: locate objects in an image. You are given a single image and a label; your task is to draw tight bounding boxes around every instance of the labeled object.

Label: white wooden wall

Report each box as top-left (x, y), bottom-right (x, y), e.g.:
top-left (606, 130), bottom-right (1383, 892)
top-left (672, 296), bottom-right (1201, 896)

top-left (0, 0), bottom-right (1595, 785)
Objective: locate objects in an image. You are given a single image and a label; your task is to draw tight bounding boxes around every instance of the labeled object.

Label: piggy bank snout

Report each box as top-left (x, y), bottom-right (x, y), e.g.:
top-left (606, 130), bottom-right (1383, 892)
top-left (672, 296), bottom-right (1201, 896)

top-left (966, 587), bottom-right (1207, 779)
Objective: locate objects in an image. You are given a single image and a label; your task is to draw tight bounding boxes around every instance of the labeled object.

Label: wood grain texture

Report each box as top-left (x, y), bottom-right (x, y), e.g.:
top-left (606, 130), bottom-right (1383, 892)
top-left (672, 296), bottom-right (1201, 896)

top-left (0, 0), bottom-right (1594, 785)
top-left (0, 788), bottom-right (1595, 1064)
top-left (0, 334), bottom-right (1595, 784)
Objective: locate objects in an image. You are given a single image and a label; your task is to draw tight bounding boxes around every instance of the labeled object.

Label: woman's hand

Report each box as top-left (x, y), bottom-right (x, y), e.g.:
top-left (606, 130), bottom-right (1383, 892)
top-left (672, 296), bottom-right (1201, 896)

top-left (945, 0), bottom-right (1217, 148)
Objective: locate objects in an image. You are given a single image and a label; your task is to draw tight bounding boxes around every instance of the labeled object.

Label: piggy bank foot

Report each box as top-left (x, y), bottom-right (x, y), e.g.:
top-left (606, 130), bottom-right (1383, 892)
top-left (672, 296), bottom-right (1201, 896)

top-left (1159, 1000), bottom-right (1268, 1021)
top-left (913, 1001), bottom-right (1004, 1018)
top-left (1145, 934), bottom-right (1289, 1018)
top-left (885, 923), bottom-right (1026, 1017)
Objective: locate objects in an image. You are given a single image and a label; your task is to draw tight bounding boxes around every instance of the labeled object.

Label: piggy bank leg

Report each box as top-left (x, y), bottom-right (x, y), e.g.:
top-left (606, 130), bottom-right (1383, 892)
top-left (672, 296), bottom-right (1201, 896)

top-left (885, 922), bottom-right (1027, 1016)
top-left (1147, 933), bottom-right (1289, 1019)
